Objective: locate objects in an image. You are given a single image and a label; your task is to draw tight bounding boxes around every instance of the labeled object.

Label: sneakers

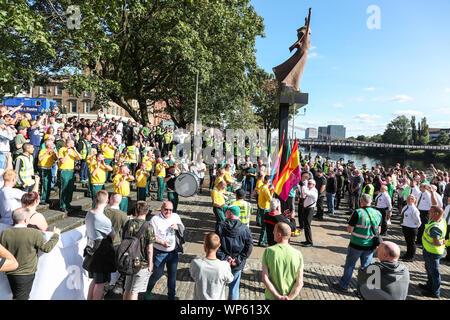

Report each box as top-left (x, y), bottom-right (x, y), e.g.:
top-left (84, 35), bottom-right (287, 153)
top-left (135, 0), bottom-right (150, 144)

top-left (300, 241), bottom-right (313, 247)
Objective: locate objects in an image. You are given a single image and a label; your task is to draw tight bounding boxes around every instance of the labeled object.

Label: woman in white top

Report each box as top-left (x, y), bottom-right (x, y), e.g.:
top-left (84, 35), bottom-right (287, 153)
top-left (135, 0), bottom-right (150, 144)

top-left (400, 195), bottom-right (421, 262)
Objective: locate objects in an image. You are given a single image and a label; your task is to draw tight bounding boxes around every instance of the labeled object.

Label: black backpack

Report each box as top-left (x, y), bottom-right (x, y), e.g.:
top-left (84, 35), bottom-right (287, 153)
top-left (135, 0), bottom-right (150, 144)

top-left (116, 220), bottom-right (149, 275)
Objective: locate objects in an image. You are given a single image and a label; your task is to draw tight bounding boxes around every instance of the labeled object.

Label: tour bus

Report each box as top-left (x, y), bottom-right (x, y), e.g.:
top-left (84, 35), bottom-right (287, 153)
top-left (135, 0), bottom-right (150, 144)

top-left (1, 97), bottom-right (59, 119)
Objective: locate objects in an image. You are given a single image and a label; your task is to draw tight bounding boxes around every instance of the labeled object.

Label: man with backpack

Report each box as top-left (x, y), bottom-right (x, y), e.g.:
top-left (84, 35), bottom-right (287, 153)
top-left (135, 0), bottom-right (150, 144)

top-left (120, 201), bottom-right (155, 300)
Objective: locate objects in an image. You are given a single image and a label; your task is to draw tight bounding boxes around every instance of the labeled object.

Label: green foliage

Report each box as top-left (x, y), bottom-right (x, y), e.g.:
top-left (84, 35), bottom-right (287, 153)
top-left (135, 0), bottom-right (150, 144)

top-left (382, 115), bottom-right (411, 145)
top-left (4, 0), bottom-right (266, 126)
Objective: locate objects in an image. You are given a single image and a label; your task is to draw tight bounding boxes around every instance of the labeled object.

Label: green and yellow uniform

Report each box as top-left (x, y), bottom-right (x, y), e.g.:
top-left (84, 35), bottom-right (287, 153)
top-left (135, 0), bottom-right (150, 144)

top-left (38, 148), bottom-right (57, 204)
top-left (57, 147), bottom-right (81, 210)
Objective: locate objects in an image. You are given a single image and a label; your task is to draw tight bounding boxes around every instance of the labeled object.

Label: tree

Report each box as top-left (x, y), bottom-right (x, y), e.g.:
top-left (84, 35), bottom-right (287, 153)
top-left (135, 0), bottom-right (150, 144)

top-left (432, 130), bottom-right (449, 146)
top-left (410, 116), bottom-right (417, 145)
top-left (416, 117), bottom-right (429, 145)
top-left (382, 115), bottom-right (411, 145)
top-left (9, 0), bottom-right (265, 125)
top-left (0, 1), bottom-right (56, 96)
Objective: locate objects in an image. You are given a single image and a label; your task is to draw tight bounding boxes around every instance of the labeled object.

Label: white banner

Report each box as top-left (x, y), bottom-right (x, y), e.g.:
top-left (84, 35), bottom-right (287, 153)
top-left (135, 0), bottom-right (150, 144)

top-left (0, 224), bottom-right (119, 300)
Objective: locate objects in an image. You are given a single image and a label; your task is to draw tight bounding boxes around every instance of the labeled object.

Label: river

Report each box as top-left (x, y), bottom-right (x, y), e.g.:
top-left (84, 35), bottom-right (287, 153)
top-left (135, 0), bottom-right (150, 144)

top-left (299, 147), bottom-right (449, 172)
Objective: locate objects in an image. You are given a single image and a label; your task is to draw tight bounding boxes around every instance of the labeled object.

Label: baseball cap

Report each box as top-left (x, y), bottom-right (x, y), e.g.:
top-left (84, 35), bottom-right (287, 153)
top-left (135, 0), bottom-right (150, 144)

top-left (227, 205), bottom-right (241, 217)
top-left (17, 126), bottom-right (26, 131)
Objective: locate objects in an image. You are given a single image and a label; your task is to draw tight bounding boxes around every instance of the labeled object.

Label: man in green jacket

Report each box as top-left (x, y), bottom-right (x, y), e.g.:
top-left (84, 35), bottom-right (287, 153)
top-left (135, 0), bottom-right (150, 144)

top-left (0, 208), bottom-right (60, 300)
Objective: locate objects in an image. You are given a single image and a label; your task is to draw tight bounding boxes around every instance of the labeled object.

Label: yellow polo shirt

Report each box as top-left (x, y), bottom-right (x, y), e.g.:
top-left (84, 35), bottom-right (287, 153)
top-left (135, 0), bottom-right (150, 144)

top-left (254, 180), bottom-right (264, 194)
top-left (38, 149), bottom-right (56, 168)
top-left (142, 156), bottom-right (155, 171)
top-left (214, 176), bottom-right (224, 188)
top-left (211, 188), bottom-right (225, 207)
top-left (156, 163), bottom-right (167, 178)
top-left (89, 161), bottom-right (109, 184)
top-left (101, 143), bottom-right (115, 159)
top-left (135, 169), bottom-right (148, 188)
top-left (224, 172), bottom-right (233, 184)
top-left (258, 185), bottom-right (272, 210)
top-left (113, 174), bottom-right (132, 197)
top-left (58, 147), bottom-right (80, 170)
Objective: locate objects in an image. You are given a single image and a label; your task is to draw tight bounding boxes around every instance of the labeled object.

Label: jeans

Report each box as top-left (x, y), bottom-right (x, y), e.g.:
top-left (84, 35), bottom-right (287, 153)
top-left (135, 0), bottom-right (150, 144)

top-left (80, 159), bottom-right (88, 181)
top-left (245, 179), bottom-right (255, 198)
top-left (340, 246), bottom-right (374, 290)
top-left (146, 249), bottom-right (179, 300)
top-left (51, 163), bottom-right (57, 189)
top-left (228, 270), bottom-right (242, 300)
top-left (326, 193), bottom-right (336, 215)
top-left (423, 249), bottom-right (443, 295)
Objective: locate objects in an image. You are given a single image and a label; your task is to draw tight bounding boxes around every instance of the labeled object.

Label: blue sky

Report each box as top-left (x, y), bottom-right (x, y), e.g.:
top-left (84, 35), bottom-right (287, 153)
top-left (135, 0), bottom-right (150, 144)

top-left (250, 0), bottom-right (450, 138)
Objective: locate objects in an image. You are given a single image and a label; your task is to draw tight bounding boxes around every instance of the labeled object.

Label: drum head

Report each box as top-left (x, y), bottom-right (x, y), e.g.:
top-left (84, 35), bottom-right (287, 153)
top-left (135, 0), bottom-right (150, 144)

top-left (174, 173), bottom-right (199, 197)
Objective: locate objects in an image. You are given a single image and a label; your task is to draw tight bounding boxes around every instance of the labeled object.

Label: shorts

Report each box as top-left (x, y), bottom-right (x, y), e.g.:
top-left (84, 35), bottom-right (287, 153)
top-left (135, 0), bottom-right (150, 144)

top-left (124, 267), bottom-right (151, 294)
top-left (88, 271), bottom-right (111, 284)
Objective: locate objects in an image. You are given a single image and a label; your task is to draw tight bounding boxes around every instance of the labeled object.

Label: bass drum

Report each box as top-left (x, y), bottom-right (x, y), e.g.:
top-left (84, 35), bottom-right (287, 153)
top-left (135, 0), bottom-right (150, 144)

top-left (174, 172), bottom-right (199, 197)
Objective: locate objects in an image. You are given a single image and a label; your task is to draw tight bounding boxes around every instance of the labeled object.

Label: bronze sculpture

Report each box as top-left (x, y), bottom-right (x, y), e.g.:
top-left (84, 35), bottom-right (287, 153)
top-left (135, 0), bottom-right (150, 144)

top-left (273, 8), bottom-right (312, 92)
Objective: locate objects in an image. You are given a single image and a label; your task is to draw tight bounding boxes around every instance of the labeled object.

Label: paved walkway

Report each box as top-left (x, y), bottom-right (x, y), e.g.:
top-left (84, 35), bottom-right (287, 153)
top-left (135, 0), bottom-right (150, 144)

top-left (134, 190), bottom-right (450, 301)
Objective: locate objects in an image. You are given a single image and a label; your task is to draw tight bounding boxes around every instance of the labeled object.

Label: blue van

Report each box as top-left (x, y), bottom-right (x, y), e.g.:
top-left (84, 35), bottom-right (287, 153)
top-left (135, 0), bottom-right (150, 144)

top-left (1, 97), bottom-right (59, 119)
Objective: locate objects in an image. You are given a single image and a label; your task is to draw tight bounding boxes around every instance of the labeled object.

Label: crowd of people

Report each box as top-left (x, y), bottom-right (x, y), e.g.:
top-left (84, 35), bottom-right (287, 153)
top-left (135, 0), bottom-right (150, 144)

top-left (0, 104), bottom-right (449, 301)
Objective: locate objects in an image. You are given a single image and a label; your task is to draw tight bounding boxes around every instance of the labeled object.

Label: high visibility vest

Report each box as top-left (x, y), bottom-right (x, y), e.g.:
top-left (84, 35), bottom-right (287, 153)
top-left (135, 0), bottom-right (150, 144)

top-left (245, 147), bottom-right (250, 156)
top-left (350, 208), bottom-right (381, 247)
top-left (256, 146), bottom-right (260, 157)
top-left (127, 146), bottom-right (138, 163)
top-left (17, 154), bottom-right (34, 186)
top-left (232, 199), bottom-right (252, 227)
top-left (362, 184), bottom-right (375, 199)
top-left (422, 219), bottom-right (447, 255)
top-left (324, 165), bottom-right (329, 174)
top-left (79, 140), bottom-right (90, 160)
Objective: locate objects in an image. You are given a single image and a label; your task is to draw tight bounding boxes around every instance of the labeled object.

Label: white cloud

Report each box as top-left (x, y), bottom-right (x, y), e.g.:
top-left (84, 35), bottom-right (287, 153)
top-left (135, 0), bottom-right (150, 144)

top-left (331, 66), bottom-right (338, 70)
top-left (310, 46), bottom-right (317, 50)
top-left (332, 103), bottom-right (343, 108)
top-left (445, 88), bottom-right (450, 93)
top-left (435, 107), bottom-right (450, 115)
top-left (350, 97), bottom-right (365, 103)
top-left (352, 114), bottom-right (382, 123)
top-left (393, 110), bottom-right (423, 117)
top-left (364, 87), bottom-right (376, 92)
top-left (373, 95), bottom-right (414, 103)
top-left (308, 52), bottom-right (318, 58)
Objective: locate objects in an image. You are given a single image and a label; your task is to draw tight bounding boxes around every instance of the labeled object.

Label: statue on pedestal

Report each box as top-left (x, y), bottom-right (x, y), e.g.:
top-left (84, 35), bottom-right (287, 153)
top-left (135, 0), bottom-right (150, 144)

top-left (273, 8), bottom-right (312, 92)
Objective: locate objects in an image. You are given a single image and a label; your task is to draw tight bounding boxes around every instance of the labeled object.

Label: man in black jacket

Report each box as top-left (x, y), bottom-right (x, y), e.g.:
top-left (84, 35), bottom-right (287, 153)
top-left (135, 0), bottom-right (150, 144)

top-left (314, 170), bottom-right (327, 221)
top-left (216, 206), bottom-right (253, 300)
top-left (326, 169), bottom-right (338, 216)
top-left (264, 198), bottom-right (296, 246)
top-left (335, 168), bottom-right (345, 210)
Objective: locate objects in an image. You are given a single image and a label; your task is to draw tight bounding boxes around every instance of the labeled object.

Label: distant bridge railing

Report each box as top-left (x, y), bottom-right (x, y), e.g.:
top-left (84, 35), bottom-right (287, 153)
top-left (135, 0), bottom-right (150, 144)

top-left (297, 140), bottom-right (450, 151)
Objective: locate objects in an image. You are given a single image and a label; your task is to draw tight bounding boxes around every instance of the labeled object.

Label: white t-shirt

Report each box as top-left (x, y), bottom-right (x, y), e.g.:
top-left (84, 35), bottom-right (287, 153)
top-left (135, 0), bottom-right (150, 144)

top-left (0, 186), bottom-right (26, 225)
top-left (189, 257), bottom-right (234, 300)
top-left (196, 162), bottom-right (206, 179)
top-left (151, 212), bottom-right (183, 252)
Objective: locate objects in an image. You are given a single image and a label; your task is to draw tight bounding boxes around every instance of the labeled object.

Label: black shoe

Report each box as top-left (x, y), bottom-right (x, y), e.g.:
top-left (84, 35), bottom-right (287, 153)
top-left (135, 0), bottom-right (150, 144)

top-left (331, 282), bottom-right (347, 293)
top-left (421, 290), bottom-right (440, 299)
top-left (418, 283), bottom-right (431, 292)
top-left (301, 241), bottom-right (313, 247)
top-left (400, 256), bottom-right (414, 262)
top-left (60, 208), bottom-right (68, 214)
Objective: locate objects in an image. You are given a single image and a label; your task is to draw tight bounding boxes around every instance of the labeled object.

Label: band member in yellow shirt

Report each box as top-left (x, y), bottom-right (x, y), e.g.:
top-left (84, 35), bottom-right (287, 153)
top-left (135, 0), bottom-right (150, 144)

top-left (214, 168), bottom-right (226, 188)
top-left (85, 148), bottom-right (97, 198)
top-left (38, 140), bottom-right (58, 204)
top-left (142, 150), bottom-right (155, 196)
top-left (101, 135), bottom-right (116, 182)
top-left (155, 158), bottom-right (168, 201)
top-left (58, 139), bottom-right (82, 212)
top-left (89, 153), bottom-right (113, 205)
top-left (211, 181), bottom-right (228, 227)
top-left (112, 165), bottom-right (135, 213)
top-left (257, 175), bottom-right (272, 247)
top-left (224, 164), bottom-right (234, 192)
top-left (250, 172), bottom-right (265, 202)
top-left (135, 163), bottom-right (150, 201)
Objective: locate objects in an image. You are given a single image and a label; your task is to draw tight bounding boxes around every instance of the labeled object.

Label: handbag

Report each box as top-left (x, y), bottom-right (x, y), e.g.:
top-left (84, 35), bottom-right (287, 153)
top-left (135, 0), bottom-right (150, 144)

top-left (363, 208), bottom-right (383, 247)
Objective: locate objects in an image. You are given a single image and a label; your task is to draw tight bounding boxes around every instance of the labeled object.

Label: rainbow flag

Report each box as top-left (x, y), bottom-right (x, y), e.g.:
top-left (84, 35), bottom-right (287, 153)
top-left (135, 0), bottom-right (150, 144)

top-left (274, 139), bottom-right (301, 201)
top-left (270, 132), bottom-right (285, 188)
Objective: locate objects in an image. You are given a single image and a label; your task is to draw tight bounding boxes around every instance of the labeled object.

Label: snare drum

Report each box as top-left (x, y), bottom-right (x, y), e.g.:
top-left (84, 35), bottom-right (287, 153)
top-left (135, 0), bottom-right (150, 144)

top-left (174, 172), bottom-right (199, 197)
